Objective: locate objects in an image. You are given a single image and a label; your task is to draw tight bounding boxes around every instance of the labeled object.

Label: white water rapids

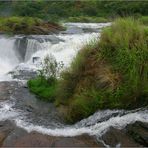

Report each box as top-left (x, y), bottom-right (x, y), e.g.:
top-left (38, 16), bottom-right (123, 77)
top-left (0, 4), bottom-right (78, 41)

top-left (0, 23), bottom-right (147, 141)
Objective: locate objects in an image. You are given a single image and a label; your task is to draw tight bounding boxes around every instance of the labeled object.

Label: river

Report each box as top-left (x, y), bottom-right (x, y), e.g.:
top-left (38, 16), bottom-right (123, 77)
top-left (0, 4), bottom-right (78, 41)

top-left (0, 23), bottom-right (147, 147)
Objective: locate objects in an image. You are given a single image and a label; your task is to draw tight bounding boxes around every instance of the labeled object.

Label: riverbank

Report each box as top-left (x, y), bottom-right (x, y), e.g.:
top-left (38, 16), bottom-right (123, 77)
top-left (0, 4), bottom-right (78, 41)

top-left (0, 17), bottom-right (64, 35)
top-left (54, 18), bottom-right (148, 123)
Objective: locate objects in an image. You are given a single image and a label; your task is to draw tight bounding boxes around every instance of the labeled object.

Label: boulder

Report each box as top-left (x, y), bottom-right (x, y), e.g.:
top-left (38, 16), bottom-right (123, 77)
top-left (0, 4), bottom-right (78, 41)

top-left (127, 121), bottom-right (148, 146)
top-left (101, 127), bottom-right (141, 147)
top-left (3, 130), bottom-right (102, 147)
top-left (0, 120), bottom-right (15, 146)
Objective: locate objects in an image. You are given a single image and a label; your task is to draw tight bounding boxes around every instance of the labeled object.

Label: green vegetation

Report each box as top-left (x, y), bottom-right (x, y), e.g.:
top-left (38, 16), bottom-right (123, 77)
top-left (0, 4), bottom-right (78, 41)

top-left (0, 16), bottom-right (63, 34)
top-left (0, 1), bottom-right (148, 34)
top-left (0, 1), bottom-right (148, 22)
top-left (28, 76), bottom-right (57, 102)
top-left (27, 18), bottom-right (148, 123)
top-left (28, 54), bottom-right (63, 102)
top-left (139, 16), bottom-right (148, 25)
top-left (55, 18), bottom-right (148, 123)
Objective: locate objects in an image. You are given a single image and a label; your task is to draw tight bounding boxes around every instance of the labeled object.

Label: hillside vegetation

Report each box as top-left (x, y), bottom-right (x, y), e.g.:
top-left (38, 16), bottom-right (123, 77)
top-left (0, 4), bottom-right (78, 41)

top-left (0, 1), bottom-right (148, 22)
top-left (0, 16), bottom-right (63, 34)
top-left (55, 18), bottom-right (148, 123)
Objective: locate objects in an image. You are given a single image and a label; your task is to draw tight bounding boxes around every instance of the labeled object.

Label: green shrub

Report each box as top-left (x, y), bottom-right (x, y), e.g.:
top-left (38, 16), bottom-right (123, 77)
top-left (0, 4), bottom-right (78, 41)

top-left (56, 18), bottom-right (148, 123)
top-left (0, 16), bottom-right (43, 34)
top-left (28, 54), bottom-right (63, 102)
top-left (28, 76), bottom-right (57, 102)
top-left (139, 16), bottom-right (148, 25)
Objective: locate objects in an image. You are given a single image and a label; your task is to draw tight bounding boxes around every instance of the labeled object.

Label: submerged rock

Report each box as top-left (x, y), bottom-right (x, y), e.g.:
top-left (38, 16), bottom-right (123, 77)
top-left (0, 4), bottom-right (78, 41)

top-left (10, 64), bottom-right (37, 80)
top-left (127, 121), bottom-right (148, 146)
top-left (61, 26), bottom-right (84, 34)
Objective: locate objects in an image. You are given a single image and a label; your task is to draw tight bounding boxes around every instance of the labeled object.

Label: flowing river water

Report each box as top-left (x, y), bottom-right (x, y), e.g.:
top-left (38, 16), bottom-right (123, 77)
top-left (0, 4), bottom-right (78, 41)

top-left (0, 23), bottom-right (147, 147)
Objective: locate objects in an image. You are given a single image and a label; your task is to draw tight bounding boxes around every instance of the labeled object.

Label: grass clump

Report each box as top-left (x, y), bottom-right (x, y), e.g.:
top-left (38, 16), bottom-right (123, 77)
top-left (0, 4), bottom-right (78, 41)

top-left (28, 54), bottom-right (63, 102)
top-left (56, 18), bottom-right (148, 123)
top-left (138, 16), bottom-right (148, 25)
top-left (28, 77), bottom-right (57, 102)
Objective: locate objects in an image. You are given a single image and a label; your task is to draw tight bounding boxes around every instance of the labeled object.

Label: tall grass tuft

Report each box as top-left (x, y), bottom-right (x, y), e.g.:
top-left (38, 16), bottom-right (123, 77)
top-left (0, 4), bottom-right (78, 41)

top-left (56, 18), bottom-right (148, 123)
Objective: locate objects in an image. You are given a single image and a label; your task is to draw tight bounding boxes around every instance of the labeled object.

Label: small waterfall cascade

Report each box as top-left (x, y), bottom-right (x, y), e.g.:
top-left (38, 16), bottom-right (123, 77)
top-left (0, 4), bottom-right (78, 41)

top-left (0, 36), bottom-right (19, 78)
top-left (24, 37), bottom-right (52, 62)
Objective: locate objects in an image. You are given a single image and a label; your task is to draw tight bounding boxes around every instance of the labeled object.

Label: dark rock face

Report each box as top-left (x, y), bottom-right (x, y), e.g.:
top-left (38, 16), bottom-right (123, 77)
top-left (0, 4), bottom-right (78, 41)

top-left (62, 26), bottom-right (84, 34)
top-left (3, 128), bottom-right (101, 147)
top-left (10, 68), bottom-right (37, 80)
top-left (101, 127), bottom-right (141, 147)
top-left (127, 121), bottom-right (148, 146)
top-left (14, 37), bottom-right (28, 62)
top-left (0, 120), bottom-right (15, 146)
top-left (101, 121), bottom-right (148, 147)
top-left (14, 35), bottom-right (64, 62)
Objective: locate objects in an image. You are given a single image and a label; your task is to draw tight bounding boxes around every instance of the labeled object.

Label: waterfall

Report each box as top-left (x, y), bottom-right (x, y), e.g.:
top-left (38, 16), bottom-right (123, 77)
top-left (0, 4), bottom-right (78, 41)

top-left (0, 23), bottom-right (147, 147)
top-left (0, 22), bottom-right (109, 81)
top-left (0, 36), bottom-right (19, 80)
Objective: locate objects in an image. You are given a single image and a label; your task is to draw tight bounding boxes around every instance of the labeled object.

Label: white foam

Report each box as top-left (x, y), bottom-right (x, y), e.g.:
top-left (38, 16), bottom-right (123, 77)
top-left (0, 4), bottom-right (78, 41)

top-left (0, 37), bottom-right (19, 80)
top-left (14, 109), bottom-right (148, 137)
top-left (29, 33), bottom-right (99, 68)
top-left (64, 22), bottom-right (111, 29)
top-left (0, 100), bottom-right (19, 121)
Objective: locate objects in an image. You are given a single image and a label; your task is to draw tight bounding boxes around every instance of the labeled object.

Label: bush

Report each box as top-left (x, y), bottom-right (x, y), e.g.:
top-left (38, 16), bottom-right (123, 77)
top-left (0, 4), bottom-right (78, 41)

top-left (0, 16), bottom-right (63, 34)
top-left (28, 54), bottom-right (63, 102)
top-left (28, 76), bottom-right (57, 102)
top-left (56, 18), bottom-right (148, 123)
top-left (139, 16), bottom-right (148, 25)
top-left (0, 16), bottom-right (43, 34)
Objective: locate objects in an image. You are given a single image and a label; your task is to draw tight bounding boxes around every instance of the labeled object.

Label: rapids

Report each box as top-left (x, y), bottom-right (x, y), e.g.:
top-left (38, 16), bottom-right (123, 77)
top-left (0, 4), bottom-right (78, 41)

top-left (0, 23), bottom-right (147, 147)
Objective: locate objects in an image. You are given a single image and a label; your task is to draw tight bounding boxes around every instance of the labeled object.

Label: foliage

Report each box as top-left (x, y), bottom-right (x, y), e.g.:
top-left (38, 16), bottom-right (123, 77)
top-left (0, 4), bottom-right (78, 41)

top-left (0, 16), bottom-right (63, 34)
top-left (28, 54), bottom-right (63, 102)
top-left (56, 18), bottom-right (148, 123)
top-left (28, 76), bottom-right (57, 102)
top-left (0, 1), bottom-right (148, 22)
top-left (0, 16), bottom-right (42, 34)
top-left (139, 16), bottom-right (148, 25)
top-left (38, 54), bottom-right (64, 80)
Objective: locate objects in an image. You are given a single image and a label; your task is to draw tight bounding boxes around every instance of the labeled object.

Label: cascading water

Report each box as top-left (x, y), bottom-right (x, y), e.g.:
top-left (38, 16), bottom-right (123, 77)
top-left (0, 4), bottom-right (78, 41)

top-left (0, 23), bottom-right (147, 146)
top-left (0, 36), bottom-right (19, 81)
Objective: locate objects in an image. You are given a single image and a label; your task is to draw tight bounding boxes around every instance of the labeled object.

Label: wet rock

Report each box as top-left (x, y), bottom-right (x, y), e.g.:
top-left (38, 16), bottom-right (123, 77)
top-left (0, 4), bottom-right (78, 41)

top-left (3, 128), bottom-right (102, 147)
top-left (0, 120), bottom-right (15, 146)
top-left (28, 35), bottom-right (64, 44)
top-left (14, 36), bottom-right (28, 62)
top-left (14, 35), bottom-right (64, 62)
top-left (10, 65), bottom-right (37, 80)
top-left (127, 121), bottom-right (148, 146)
top-left (101, 127), bottom-right (141, 147)
top-left (82, 28), bottom-right (99, 33)
top-left (0, 81), bottom-right (19, 101)
top-left (32, 57), bottom-right (40, 64)
top-left (62, 26), bottom-right (84, 34)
